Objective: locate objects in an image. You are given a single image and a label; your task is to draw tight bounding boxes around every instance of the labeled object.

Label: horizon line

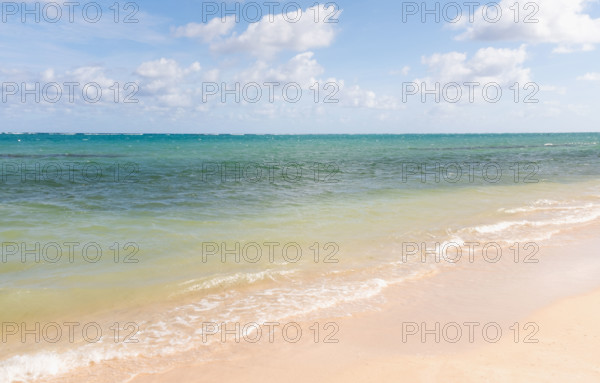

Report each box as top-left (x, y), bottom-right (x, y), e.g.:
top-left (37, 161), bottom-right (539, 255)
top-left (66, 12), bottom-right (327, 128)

top-left (2, 132), bottom-right (599, 136)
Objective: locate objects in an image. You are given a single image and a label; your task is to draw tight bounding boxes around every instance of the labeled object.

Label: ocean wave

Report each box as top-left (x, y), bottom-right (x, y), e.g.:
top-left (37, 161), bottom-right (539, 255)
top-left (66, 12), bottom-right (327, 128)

top-left (470, 205), bottom-right (600, 238)
top-left (176, 269), bottom-right (298, 294)
top-left (0, 270), bottom-right (403, 383)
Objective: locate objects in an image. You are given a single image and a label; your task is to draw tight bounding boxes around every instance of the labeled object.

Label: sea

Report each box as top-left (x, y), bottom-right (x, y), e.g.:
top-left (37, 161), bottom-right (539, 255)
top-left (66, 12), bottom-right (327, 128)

top-left (1, 133), bottom-right (600, 382)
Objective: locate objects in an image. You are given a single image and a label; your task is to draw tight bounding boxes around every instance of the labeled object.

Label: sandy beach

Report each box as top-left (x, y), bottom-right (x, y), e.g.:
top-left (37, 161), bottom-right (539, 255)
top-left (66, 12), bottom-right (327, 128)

top-left (129, 230), bottom-right (600, 383)
top-left (129, 290), bottom-right (600, 383)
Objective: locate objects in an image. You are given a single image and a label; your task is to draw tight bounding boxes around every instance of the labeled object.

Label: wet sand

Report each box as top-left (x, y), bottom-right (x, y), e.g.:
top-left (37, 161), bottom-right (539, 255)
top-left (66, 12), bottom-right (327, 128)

top-left (128, 229), bottom-right (600, 383)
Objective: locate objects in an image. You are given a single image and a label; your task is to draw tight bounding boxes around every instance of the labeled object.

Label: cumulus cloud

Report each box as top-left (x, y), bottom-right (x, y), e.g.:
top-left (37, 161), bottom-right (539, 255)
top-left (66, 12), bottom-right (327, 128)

top-left (406, 45), bottom-right (533, 104)
top-left (173, 16), bottom-right (237, 42)
top-left (340, 83), bottom-right (401, 110)
top-left (136, 58), bottom-right (202, 107)
top-left (0, 65), bottom-right (143, 108)
top-left (417, 45), bottom-right (531, 85)
top-left (174, 4), bottom-right (340, 59)
top-left (67, 66), bottom-right (115, 88)
top-left (577, 72), bottom-right (600, 81)
top-left (41, 68), bottom-right (55, 82)
top-left (235, 51), bottom-right (325, 87)
top-left (136, 58), bottom-right (201, 79)
top-left (454, 0), bottom-right (600, 53)
top-left (390, 66), bottom-right (411, 76)
top-left (230, 52), bottom-right (399, 110)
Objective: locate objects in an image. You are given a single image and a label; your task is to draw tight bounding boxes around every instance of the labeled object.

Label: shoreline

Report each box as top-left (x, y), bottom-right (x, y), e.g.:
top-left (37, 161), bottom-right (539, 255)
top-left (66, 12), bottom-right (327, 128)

top-left (128, 288), bottom-right (600, 383)
top-left (126, 228), bottom-right (600, 383)
top-left (11, 220), bottom-right (600, 383)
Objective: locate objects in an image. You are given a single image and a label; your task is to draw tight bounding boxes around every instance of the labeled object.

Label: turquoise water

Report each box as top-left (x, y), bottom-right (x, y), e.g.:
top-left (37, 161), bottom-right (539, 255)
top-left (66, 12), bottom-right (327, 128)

top-left (1, 133), bottom-right (600, 382)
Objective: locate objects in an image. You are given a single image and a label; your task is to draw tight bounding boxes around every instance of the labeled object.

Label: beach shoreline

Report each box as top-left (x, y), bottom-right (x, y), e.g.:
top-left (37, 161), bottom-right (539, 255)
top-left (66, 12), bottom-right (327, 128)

top-left (127, 289), bottom-right (600, 383)
top-left (3, 134), bottom-right (600, 383)
top-left (126, 228), bottom-right (600, 383)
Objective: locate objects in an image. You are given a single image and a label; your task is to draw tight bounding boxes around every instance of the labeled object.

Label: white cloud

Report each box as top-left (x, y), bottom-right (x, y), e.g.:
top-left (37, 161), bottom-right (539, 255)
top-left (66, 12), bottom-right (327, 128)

top-left (231, 52), bottom-right (399, 109)
top-left (340, 83), bottom-right (401, 110)
top-left (204, 69), bottom-right (221, 82)
top-left (67, 66), bottom-right (115, 88)
top-left (210, 4), bottom-right (340, 58)
top-left (407, 46), bottom-right (532, 105)
top-left (418, 45), bottom-right (531, 85)
top-left (454, 0), bottom-right (600, 53)
top-left (173, 16), bottom-right (237, 43)
top-left (156, 93), bottom-right (195, 108)
top-left (41, 68), bottom-right (55, 82)
top-left (540, 85), bottom-right (567, 95)
top-left (0, 66), bottom-right (144, 108)
top-left (136, 58), bottom-right (201, 79)
top-left (136, 58), bottom-right (202, 107)
top-left (390, 66), bottom-right (411, 76)
top-left (577, 72), bottom-right (600, 81)
top-left (236, 52), bottom-right (325, 87)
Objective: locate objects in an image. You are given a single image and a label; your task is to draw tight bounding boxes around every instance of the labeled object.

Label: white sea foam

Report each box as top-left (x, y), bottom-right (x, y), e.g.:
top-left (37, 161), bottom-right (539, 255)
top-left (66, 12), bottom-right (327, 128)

top-left (0, 343), bottom-right (144, 383)
top-left (178, 269), bottom-right (297, 294)
top-left (0, 269), bottom-right (403, 383)
top-left (472, 204), bottom-right (600, 238)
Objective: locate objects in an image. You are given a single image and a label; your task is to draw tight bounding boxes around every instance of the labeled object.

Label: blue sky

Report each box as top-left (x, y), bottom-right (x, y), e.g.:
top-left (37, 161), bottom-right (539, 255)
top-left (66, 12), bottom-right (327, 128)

top-left (1, 0), bottom-right (600, 133)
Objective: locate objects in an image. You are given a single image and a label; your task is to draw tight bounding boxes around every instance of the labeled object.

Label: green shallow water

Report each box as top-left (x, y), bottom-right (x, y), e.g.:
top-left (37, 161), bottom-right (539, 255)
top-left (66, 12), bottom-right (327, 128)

top-left (1, 133), bottom-right (600, 322)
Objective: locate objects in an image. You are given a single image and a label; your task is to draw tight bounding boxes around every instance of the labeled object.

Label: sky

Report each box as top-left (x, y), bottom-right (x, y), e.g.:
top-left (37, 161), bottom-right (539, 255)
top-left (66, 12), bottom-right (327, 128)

top-left (1, 0), bottom-right (600, 134)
